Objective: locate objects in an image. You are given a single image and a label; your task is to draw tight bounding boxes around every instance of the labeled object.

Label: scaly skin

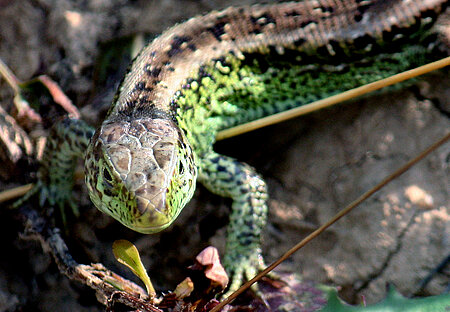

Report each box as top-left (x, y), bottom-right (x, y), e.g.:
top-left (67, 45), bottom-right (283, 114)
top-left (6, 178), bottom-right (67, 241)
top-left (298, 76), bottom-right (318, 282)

top-left (30, 0), bottom-right (448, 296)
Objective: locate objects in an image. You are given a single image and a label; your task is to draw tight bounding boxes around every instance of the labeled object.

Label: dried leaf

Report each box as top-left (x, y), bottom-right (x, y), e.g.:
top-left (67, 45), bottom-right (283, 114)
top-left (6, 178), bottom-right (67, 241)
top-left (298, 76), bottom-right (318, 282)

top-left (174, 277), bottom-right (194, 299)
top-left (194, 247), bottom-right (228, 289)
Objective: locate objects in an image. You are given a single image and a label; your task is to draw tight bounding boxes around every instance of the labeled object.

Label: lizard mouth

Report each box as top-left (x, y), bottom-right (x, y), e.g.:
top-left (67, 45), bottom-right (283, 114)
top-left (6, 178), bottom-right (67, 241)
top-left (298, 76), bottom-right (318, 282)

top-left (129, 187), bottom-right (174, 234)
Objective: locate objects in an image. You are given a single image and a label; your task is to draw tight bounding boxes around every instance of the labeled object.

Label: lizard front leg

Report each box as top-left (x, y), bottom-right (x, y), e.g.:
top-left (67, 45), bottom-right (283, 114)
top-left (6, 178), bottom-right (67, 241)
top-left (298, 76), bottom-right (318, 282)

top-left (198, 151), bottom-right (268, 296)
top-left (17, 118), bottom-right (94, 223)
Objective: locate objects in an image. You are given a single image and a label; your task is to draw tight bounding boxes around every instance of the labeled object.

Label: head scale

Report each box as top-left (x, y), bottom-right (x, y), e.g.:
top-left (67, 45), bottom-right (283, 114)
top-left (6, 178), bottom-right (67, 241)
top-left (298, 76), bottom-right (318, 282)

top-left (85, 117), bottom-right (197, 234)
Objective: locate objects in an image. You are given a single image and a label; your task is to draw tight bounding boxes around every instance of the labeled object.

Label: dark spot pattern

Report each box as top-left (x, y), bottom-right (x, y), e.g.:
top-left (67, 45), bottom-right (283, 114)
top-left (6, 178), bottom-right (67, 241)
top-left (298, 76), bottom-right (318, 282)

top-left (134, 81), bottom-right (154, 92)
top-left (167, 35), bottom-right (193, 57)
top-left (293, 38), bottom-right (306, 46)
top-left (320, 6), bottom-right (334, 13)
top-left (300, 20), bottom-right (316, 28)
top-left (354, 2), bottom-right (373, 22)
top-left (144, 66), bottom-right (162, 78)
top-left (207, 21), bottom-right (227, 41)
top-left (284, 10), bottom-right (302, 17)
top-left (353, 34), bottom-right (376, 50)
top-left (250, 13), bottom-right (276, 27)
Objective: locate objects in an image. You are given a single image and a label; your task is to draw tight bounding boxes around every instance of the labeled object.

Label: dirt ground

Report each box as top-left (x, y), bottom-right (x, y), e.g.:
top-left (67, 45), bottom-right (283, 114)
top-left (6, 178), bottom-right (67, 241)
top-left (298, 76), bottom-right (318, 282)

top-left (0, 1), bottom-right (448, 311)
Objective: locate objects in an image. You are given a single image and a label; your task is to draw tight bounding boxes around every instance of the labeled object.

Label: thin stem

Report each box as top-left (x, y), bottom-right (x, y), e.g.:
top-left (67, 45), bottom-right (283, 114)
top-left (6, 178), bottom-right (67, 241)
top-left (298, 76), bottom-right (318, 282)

top-left (210, 132), bottom-right (450, 312)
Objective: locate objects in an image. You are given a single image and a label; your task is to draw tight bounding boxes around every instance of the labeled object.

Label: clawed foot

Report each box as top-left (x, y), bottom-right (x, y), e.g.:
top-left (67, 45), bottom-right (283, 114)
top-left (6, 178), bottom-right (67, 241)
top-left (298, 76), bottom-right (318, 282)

top-left (14, 179), bottom-right (79, 226)
top-left (221, 248), bottom-right (280, 299)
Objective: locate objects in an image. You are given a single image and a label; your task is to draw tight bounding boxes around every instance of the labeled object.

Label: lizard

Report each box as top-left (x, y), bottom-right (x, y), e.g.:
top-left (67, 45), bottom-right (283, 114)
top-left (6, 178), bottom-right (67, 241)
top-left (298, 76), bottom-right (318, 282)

top-left (28, 0), bottom-right (449, 296)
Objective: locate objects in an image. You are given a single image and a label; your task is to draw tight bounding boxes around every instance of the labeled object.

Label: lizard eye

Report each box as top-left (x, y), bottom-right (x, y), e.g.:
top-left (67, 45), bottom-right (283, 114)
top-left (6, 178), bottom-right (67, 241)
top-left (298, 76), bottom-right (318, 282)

top-left (103, 168), bottom-right (113, 182)
top-left (102, 168), bottom-right (115, 194)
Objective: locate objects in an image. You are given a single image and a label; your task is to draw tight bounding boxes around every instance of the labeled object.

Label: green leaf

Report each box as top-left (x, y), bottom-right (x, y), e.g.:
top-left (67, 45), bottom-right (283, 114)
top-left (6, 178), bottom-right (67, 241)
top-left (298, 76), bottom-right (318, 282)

top-left (112, 239), bottom-right (156, 297)
top-left (319, 285), bottom-right (450, 312)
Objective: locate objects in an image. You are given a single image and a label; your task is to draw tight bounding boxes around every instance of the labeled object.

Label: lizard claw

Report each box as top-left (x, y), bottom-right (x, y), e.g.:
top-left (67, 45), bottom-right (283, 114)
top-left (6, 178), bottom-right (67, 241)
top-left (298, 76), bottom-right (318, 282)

top-left (221, 249), bottom-right (267, 298)
top-left (14, 179), bottom-right (79, 226)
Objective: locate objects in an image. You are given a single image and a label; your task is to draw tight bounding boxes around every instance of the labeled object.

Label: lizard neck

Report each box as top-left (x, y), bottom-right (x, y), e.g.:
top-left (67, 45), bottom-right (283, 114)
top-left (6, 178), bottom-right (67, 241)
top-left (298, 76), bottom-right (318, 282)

top-left (105, 0), bottom-right (447, 122)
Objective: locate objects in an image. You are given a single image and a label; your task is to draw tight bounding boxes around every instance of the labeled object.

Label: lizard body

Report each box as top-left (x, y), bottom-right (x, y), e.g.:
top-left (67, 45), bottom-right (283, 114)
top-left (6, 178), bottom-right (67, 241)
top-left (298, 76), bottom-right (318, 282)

top-left (34, 0), bottom-right (448, 294)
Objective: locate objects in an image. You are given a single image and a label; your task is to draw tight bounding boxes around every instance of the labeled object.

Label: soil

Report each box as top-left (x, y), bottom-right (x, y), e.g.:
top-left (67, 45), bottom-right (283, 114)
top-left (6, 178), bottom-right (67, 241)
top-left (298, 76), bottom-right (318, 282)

top-left (0, 1), bottom-right (448, 311)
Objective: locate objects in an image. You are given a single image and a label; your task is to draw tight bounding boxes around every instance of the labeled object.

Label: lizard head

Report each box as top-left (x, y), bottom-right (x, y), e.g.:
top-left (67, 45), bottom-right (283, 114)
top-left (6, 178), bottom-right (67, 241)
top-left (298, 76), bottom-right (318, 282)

top-left (85, 117), bottom-right (197, 234)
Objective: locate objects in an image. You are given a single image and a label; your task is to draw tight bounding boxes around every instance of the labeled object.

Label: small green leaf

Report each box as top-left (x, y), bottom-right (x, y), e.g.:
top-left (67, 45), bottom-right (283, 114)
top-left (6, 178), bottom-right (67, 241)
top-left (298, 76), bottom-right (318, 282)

top-left (112, 239), bottom-right (156, 297)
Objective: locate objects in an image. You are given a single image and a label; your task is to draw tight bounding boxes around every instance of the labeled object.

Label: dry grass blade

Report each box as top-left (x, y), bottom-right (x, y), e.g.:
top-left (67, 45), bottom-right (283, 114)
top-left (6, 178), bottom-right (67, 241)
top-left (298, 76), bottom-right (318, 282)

top-left (0, 57), bottom-right (20, 92)
top-left (0, 183), bottom-right (33, 203)
top-left (216, 56), bottom-right (450, 141)
top-left (211, 132), bottom-right (450, 312)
